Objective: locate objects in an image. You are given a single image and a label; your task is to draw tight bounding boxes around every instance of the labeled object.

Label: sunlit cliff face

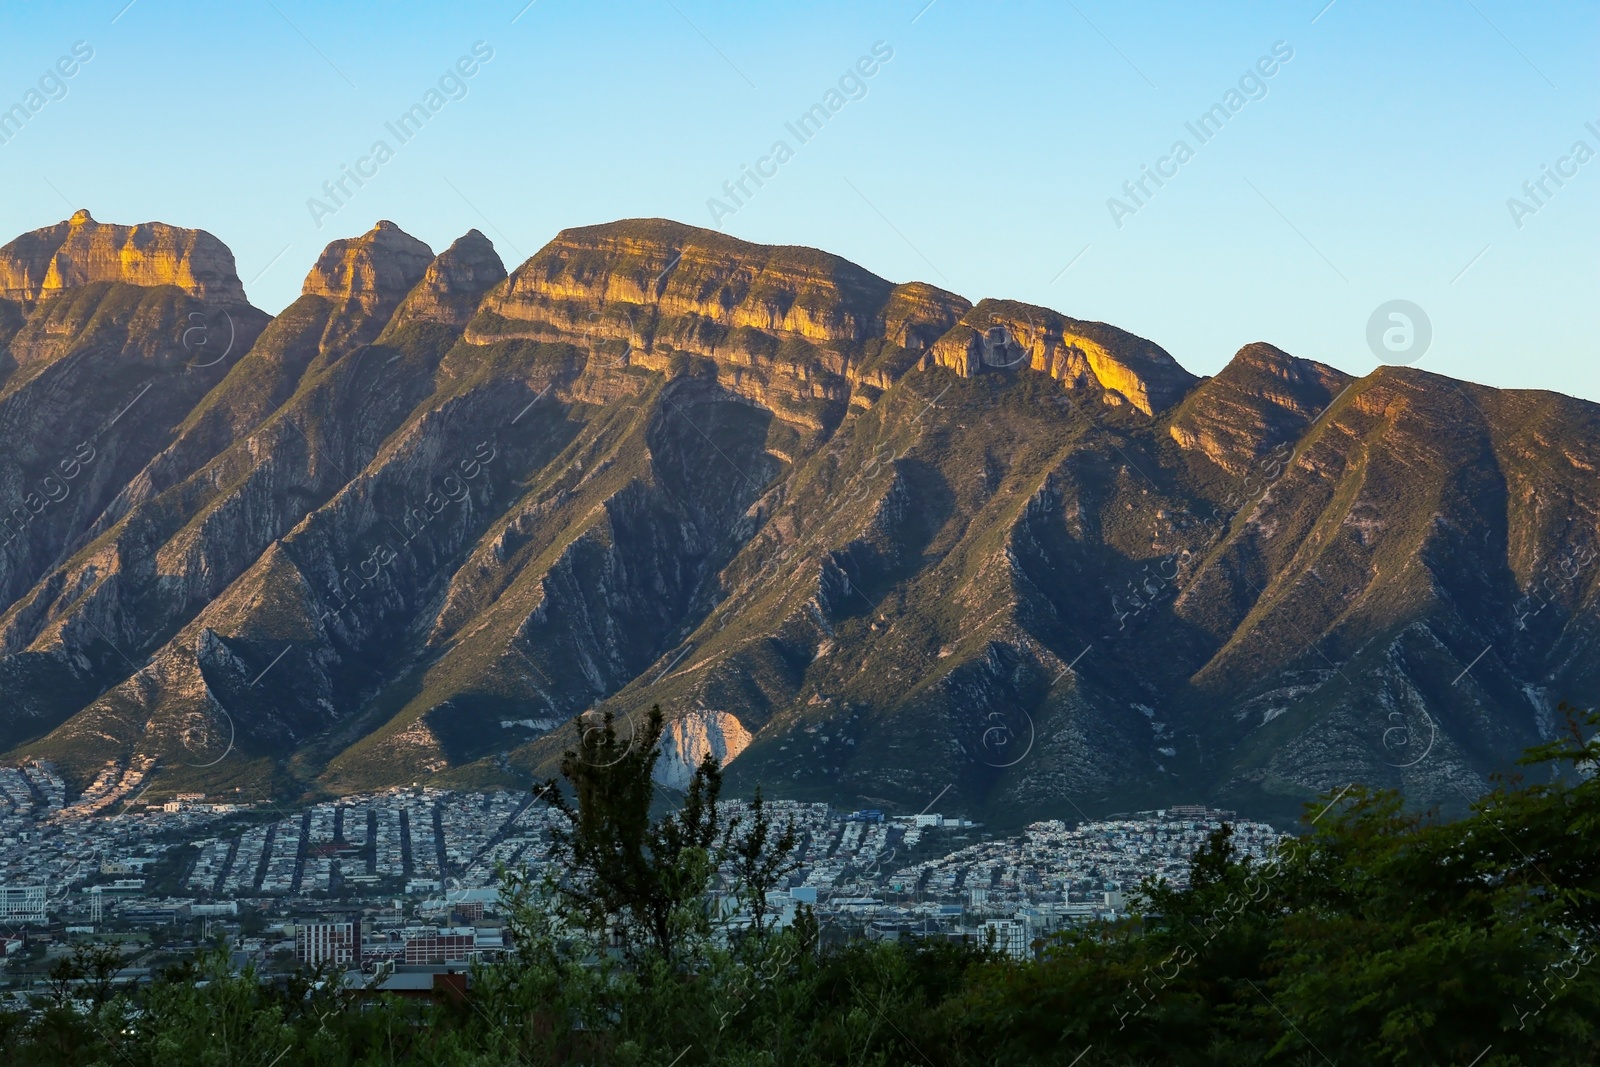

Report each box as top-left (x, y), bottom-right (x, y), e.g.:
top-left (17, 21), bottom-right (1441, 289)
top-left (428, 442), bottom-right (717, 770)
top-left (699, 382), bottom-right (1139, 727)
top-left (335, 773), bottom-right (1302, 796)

top-left (0, 209), bottom-right (248, 308)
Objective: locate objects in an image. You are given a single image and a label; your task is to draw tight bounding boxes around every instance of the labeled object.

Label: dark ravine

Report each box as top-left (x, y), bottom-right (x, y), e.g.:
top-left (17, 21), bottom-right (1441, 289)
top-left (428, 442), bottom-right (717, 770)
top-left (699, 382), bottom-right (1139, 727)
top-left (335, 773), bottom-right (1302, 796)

top-left (0, 211), bottom-right (1595, 828)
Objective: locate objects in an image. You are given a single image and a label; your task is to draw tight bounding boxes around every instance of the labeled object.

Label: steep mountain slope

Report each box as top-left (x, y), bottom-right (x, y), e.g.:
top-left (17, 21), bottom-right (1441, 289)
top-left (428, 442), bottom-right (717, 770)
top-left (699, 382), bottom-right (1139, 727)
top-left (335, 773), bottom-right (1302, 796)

top-left (0, 212), bottom-right (1594, 826)
top-left (0, 212), bottom-right (271, 748)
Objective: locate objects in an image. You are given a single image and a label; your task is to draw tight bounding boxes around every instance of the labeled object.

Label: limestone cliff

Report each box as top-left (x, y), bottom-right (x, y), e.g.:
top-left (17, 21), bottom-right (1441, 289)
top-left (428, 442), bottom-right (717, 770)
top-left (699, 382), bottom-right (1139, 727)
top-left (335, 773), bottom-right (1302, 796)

top-left (0, 210), bottom-right (247, 307)
top-left (470, 219), bottom-right (967, 431)
top-left (928, 298), bottom-right (1197, 415)
top-left (302, 220), bottom-right (434, 307)
top-left (1167, 342), bottom-right (1350, 472)
top-left (2, 212), bottom-right (1597, 833)
top-left (299, 220), bottom-right (434, 352)
top-left (389, 229), bottom-right (506, 330)
top-left (882, 281), bottom-right (970, 353)
top-left (654, 709), bottom-right (753, 789)
top-left (483, 218), bottom-right (894, 342)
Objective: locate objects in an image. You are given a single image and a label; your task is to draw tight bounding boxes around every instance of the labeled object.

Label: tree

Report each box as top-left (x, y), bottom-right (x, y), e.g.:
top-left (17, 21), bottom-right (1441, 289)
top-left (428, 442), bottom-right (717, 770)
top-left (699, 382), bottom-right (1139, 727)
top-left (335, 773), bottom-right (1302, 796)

top-left (43, 942), bottom-right (122, 1010)
top-left (724, 785), bottom-right (800, 938)
top-left (542, 704), bottom-right (725, 963)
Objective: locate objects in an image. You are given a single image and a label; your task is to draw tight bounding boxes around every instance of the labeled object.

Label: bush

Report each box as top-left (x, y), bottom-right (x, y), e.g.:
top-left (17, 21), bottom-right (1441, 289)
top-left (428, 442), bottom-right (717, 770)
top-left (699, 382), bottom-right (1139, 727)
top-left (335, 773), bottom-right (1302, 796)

top-left (5, 708), bottom-right (1599, 1064)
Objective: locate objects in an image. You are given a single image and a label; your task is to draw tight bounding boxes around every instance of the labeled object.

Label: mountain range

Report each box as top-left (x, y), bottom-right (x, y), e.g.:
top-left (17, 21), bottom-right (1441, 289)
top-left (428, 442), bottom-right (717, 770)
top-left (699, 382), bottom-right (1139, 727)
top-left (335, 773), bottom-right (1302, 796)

top-left (0, 209), bottom-right (1594, 827)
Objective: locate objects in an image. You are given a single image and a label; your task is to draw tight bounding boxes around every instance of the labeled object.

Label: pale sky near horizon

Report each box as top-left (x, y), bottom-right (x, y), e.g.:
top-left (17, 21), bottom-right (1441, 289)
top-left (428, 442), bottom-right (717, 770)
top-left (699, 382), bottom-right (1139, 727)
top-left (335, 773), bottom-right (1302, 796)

top-left (0, 1), bottom-right (1594, 398)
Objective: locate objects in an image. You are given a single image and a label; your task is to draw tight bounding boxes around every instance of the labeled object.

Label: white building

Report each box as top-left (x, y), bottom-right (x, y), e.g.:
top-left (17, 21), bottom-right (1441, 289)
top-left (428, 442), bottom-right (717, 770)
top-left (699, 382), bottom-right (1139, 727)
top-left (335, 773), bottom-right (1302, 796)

top-left (0, 884), bottom-right (46, 924)
top-left (296, 920), bottom-right (360, 965)
top-left (982, 918), bottom-right (1032, 959)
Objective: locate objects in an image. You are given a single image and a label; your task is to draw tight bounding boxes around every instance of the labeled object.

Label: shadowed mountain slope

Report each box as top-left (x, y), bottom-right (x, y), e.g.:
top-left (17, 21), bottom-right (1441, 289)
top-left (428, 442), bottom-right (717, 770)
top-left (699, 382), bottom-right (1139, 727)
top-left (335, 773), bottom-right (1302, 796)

top-left (0, 213), bottom-right (1593, 827)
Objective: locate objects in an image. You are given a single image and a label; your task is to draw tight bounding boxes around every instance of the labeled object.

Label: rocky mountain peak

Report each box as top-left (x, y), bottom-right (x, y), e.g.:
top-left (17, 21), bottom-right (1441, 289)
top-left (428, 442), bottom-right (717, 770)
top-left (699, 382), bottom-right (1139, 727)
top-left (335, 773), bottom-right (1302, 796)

top-left (391, 229), bottom-right (507, 328)
top-left (4, 212), bottom-right (1590, 828)
top-left (487, 218), bottom-right (899, 345)
top-left (467, 218), bottom-right (971, 432)
top-left (1168, 341), bottom-right (1352, 469)
top-left (883, 281), bottom-right (971, 351)
top-left (928, 298), bottom-right (1197, 415)
top-left (301, 220), bottom-right (434, 307)
top-left (1226, 341), bottom-right (1346, 391)
top-left (0, 211), bottom-right (248, 307)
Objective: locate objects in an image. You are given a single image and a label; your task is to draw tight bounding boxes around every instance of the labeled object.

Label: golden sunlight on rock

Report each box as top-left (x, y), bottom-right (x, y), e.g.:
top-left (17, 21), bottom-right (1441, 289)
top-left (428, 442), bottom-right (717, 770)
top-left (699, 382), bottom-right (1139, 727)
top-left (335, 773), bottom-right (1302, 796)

top-left (0, 210), bottom-right (249, 306)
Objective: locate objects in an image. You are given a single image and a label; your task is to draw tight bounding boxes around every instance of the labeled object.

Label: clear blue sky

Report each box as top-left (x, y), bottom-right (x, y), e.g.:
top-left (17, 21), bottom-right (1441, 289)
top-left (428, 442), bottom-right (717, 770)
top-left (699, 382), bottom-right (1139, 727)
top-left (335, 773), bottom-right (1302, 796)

top-left (1, 1), bottom-right (1594, 397)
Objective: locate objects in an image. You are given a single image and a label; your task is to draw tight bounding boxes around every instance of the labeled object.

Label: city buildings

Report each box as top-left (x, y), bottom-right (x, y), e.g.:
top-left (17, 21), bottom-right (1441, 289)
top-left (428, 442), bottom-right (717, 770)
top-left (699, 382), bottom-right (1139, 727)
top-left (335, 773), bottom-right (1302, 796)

top-left (0, 757), bottom-right (1287, 992)
top-left (0, 885), bottom-right (45, 924)
top-left (296, 920), bottom-right (360, 965)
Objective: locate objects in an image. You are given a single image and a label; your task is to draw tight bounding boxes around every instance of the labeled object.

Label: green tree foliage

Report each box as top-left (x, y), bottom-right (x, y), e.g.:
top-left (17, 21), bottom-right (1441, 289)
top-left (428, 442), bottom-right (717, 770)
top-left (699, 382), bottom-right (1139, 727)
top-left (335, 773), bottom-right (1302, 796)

top-left (724, 785), bottom-right (800, 938)
top-left (3, 707), bottom-right (1599, 1064)
top-left (538, 704), bottom-right (724, 963)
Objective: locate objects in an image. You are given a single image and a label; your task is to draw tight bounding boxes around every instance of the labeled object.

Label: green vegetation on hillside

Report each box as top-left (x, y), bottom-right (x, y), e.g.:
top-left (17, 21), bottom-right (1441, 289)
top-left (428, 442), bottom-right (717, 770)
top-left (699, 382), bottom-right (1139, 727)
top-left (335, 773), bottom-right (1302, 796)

top-left (7, 707), bottom-right (1599, 1064)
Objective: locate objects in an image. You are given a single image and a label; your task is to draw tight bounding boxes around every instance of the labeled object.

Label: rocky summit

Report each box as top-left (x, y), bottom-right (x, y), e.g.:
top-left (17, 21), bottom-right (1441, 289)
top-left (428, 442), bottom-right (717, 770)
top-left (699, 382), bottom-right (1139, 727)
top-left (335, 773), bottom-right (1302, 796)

top-left (0, 212), bottom-right (1594, 826)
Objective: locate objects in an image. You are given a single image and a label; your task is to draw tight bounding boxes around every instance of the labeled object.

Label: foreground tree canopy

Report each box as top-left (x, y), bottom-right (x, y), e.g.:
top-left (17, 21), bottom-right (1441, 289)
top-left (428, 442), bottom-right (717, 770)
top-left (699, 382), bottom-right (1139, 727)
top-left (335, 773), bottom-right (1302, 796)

top-left (5, 706), bottom-right (1599, 1066)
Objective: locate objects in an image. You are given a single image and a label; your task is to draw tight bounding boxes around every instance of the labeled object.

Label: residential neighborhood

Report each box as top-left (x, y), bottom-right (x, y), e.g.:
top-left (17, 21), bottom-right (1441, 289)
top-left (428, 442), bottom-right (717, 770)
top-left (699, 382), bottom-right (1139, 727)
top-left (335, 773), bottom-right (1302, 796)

top-left (0, 759), bottom-right (1284, 991)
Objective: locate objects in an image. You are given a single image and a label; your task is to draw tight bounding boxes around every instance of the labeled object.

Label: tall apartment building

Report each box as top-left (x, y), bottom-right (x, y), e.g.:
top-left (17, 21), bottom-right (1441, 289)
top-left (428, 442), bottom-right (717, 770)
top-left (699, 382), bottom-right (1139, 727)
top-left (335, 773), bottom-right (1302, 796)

top-left (0, 885), bottom-right (46, 924)
top-left (296, 920), bottom-right (361, 965)
top-left (403, 928), bottom-right (476, 964)
top-left (981, 918), bottom-right (1033, 959)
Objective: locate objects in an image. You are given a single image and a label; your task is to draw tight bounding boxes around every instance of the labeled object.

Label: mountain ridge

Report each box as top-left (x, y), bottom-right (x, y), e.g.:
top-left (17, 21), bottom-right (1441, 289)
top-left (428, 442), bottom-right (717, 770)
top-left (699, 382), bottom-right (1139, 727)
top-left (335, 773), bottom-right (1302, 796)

top-left (0, 210), bottom-right (1593, 829)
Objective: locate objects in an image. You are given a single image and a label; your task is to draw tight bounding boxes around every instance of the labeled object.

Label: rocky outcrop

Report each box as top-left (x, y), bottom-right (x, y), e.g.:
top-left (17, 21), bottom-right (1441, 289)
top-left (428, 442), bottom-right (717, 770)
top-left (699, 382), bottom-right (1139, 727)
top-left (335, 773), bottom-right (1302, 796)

top-left (882, 281), bottom-right (971, 352)
top-left (654, 709), bottom-right (753, 789)
top-left (2, 212), bottom-right (1598, 832)
top-left (299, 220), bottom-right (433, 352)
top-left (469, 219), bottom-right (966, 431)
top-left (301, 220), bottom-right (434, 307)
top-left (928, 299), bottom-right (1197, 415)
top-left (483, 218), bottom-right (895, 343)
top-left (0, 210), bottom-right (248, 307)
top-left (1167, 342), bottom-right (1351, 472)
top-left (390, 229), bottom-right (507, 329)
